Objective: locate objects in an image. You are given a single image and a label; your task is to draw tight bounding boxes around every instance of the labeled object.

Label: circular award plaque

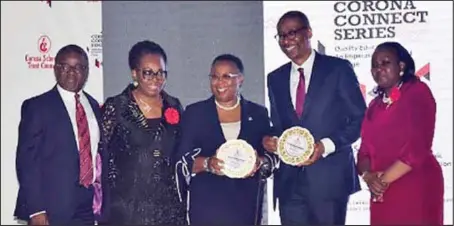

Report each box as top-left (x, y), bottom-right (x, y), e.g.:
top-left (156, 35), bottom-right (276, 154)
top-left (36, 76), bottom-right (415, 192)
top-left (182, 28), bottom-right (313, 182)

top-left (216, 139), bottom-right (257, 178)
top-left (277, 126), bottom-right (315, 166)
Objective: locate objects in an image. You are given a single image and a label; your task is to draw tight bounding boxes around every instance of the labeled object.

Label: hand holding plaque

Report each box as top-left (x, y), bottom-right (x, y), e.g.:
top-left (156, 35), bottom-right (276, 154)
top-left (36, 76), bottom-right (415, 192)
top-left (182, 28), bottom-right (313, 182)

top-left (216, 139), bottom-right (257, 178)
top-left (277, 126), bottom-right (315, 166)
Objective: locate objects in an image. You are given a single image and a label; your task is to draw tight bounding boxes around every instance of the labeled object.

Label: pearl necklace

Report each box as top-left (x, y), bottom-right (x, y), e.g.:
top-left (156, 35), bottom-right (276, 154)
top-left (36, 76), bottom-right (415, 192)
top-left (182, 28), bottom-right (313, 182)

top-left (215, 97), bottom-right (240, 111)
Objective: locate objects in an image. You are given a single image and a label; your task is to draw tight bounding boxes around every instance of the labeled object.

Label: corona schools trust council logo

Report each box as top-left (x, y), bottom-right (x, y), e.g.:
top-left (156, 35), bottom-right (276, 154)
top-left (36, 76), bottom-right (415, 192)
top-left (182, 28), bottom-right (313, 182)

top-left (25, 35), bottom-right (55, 70)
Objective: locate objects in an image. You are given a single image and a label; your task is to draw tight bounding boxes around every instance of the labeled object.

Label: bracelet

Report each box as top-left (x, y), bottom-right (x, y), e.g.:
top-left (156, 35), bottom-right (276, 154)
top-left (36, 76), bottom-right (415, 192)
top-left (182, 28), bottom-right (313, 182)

top-left (203, 157), bottom-right (210, 172)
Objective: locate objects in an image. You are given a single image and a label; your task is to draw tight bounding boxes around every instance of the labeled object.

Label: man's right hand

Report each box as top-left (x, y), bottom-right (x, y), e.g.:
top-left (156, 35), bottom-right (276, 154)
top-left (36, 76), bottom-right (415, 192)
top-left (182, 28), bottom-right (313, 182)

top-left (262, 136), bottom-right (278, 153)
top-left (29, 213), bottom-right (49, 225)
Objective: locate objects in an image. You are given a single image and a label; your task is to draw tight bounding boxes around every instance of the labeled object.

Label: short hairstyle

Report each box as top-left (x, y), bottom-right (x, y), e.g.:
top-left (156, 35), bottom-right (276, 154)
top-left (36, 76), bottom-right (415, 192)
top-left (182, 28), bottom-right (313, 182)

top-left (128, 40), bottom-right (167, 70)
top-left (375, 41), bottom-right (416, 83)
top-left (211, 54), bottom-right (244, 73)
top-left (372, 41), bottom-right (417, 96)
top-left (277, 10), bottom-right (311, 29)
top-left (55, 44), bottom-right (88, 64)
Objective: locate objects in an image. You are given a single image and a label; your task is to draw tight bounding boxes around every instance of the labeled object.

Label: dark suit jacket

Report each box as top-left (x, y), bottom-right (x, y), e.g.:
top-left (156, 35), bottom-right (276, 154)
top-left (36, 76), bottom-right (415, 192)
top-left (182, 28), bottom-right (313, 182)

top-left (14, 86), bottom-right (107, 224)
top-left (175, 96), bottom-right (276, 224)
top-left (267, 52), bottom-right (367, 207)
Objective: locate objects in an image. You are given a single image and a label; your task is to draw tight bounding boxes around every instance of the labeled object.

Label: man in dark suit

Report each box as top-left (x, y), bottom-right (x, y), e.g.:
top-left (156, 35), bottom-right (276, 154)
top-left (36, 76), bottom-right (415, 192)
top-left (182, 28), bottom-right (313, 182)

top-left (14, 44), bottom-right (105, 225)
top-left (262, 11), bottom-right (367, 225)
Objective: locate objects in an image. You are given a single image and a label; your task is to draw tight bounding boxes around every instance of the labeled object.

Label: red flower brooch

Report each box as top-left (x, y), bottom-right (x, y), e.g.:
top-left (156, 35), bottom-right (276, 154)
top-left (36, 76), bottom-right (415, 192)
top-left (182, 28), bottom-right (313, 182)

top-left (389, 86), bottom-right (401, 103)
top-left (383, 85), bottom-right (402, 108)
top-left (164, 107), bottom-right (180, 125)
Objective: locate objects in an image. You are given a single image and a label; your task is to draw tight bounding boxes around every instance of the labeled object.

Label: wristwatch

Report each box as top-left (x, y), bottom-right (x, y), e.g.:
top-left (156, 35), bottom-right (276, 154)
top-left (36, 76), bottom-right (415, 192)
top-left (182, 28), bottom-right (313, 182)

top-left (203, 157), bottom-right (210, 172)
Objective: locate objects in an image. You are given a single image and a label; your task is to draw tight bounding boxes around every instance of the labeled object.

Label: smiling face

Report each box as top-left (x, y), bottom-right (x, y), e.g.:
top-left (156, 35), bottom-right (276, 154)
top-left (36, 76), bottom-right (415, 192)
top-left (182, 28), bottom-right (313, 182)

top-left (209, 60), bottom-right (244, 103)
top-left (132, 53), bottom-right (167, 98)
top-left (54, 52), bottom-right (89, 93)
top-left (276, 17), bottom-right (313, 65)
top-left (371, 47), bottom-right (405, 91)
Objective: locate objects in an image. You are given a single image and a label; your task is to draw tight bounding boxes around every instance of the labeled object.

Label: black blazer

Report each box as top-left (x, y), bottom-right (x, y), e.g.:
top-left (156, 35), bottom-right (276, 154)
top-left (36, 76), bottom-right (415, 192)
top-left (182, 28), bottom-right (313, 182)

top-left (14, 86), bottom-right (107, 224)
top-left (175, 96), bottom-right (277, 224)
top-left (267, 52), bottom-right (367, 207)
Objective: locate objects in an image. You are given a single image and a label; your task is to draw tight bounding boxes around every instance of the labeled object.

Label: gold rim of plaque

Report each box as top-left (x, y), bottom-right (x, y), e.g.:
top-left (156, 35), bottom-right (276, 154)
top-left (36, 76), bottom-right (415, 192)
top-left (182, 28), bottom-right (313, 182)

top-left (277, 126), bottom-right (315, 166)
top-left (216, 139), bottom-right (256, 178)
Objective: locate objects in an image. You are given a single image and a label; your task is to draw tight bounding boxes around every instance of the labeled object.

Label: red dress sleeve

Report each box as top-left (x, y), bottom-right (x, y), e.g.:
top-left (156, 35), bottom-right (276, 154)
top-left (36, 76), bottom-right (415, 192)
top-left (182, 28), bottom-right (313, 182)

top-left (398, 81), bottom-right (436, 169)
top-left (356, 99), bottom-right (377, 173)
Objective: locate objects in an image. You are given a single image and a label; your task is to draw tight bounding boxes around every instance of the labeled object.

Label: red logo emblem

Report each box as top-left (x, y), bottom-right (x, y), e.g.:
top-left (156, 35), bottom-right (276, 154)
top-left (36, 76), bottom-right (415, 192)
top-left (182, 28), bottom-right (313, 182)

top-left (38, 35), bottom-right (51, 54)
top-left (359, 83), bottom-right (366, 100)
top-left (416, 63), bottom-right (430, 81)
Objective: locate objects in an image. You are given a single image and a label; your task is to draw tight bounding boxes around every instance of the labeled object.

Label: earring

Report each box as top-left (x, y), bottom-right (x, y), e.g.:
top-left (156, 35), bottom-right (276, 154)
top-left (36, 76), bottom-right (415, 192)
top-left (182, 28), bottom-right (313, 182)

top-left (399, 71), bottom-right (404, 76)
top-left (132, 80), bottom-right (138, 87)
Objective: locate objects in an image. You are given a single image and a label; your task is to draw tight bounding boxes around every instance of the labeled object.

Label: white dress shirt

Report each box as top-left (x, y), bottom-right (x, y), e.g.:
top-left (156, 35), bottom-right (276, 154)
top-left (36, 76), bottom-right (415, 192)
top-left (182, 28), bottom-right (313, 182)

top-left (30, 85), bottom-right (100, 218)
top-left (290, 49), bottom-right (336, 158)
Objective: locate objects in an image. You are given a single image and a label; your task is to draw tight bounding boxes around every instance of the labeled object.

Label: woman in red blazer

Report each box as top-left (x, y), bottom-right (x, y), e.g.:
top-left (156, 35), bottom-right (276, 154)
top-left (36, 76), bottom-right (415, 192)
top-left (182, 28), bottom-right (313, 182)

top-left (357, 41), bottom-right (444, 225)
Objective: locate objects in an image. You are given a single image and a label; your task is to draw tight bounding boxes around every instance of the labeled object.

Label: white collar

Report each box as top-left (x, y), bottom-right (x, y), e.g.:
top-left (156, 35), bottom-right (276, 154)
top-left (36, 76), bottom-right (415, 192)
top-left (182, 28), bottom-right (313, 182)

top-left (291, 48), bottom-right (316, 72)
top-left (56, 84), bottom-right (83, 102)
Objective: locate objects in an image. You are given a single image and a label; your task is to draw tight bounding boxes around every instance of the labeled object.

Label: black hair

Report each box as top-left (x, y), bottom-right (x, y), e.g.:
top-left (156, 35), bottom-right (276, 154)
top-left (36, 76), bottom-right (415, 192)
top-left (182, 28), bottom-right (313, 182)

top-left (128, 40), bottom-right (167, 70)
top-left (55, 44), bottom-right (88, 63)
top-left (211, 54), bottom-right (244, 73)
top-left (373, 41), bottom-right (417, 95)
top-left (277, 10), bottom-right (311, 29)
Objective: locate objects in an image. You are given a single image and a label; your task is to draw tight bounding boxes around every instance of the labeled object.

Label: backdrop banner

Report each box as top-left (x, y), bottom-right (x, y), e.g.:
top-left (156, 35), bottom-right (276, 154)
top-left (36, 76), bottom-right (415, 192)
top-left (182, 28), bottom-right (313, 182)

top-left (1, 1), bottom-right (103, 224)
top-left (263, 1), bottom-right (452, 225)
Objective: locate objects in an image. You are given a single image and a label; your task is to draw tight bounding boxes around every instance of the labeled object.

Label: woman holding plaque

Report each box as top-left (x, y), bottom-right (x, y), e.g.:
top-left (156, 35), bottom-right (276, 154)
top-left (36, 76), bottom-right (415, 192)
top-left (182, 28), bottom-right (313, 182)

top-left (175, 54), bottom-right (277, 225)
top-left (356, 42), bottom-right (443, 225)
top-left (99, 40), bottom-right (187, 224)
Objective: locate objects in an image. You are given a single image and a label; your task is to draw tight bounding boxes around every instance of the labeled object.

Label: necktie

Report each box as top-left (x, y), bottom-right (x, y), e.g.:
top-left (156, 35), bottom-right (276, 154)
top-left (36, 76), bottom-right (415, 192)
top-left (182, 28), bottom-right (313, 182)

top-left (93, 153), bottom-right (102, 215)
top-left (75, 93), bottom-right (93, 188)
top-left (295, 68), bottom-right (306, 118)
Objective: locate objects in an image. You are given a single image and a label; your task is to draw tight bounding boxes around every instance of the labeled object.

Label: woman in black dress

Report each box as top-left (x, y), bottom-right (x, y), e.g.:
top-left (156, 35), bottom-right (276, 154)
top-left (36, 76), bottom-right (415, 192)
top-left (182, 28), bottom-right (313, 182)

top-left (99, 40), bottom-right (186, 224)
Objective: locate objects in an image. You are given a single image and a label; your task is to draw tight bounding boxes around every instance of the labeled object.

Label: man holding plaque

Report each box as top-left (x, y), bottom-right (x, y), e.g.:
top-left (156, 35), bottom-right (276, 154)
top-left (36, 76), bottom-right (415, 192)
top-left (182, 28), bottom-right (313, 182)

top-left (262, 11), bottom-right (367, 225)
top-left (175, 54), bottom-right (277, 225)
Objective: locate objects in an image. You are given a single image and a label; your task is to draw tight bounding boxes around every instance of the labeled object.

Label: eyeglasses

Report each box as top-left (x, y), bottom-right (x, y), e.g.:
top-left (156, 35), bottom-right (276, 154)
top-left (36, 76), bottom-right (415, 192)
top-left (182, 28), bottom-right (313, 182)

top-left (274, 27), bottom-right (307, 41)
top-left (55, 63), bottom-right (88, 73)
top-left (208, 73), bottom-right (240, 83)
top-left (136, 68), bottom-right (168, 81)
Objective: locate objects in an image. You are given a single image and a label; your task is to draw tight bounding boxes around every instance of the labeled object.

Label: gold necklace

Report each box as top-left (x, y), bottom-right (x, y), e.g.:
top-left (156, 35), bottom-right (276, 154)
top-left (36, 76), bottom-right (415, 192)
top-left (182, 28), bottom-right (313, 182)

top-left (138, 98), bottom-right (153, 112)
top-left (134, 92), bottom-right (162, 113)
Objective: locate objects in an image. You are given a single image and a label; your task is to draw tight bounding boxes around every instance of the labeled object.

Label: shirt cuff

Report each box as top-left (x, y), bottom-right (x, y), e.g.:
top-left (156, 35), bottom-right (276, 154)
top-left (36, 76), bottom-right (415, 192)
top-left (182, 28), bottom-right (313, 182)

top-left (30, 211), bottom-right (46, 218)
top-left (320, 138), bottom-right (336, 158)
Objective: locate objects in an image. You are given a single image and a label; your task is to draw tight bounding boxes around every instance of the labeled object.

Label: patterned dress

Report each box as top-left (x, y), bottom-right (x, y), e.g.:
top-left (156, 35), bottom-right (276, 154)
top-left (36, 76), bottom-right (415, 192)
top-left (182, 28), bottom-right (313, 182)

top-left (99, 85), bottom-right (187, 225)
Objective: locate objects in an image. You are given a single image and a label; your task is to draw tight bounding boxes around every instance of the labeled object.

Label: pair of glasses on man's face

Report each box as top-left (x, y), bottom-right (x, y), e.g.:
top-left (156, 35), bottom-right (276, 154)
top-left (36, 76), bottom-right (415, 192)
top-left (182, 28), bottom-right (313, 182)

top-left (56, 63), bottom-right (88, 73)
top-left (274, 26), bottom-right (307, 41)
top-left (136, 68), bottom-right (168, 81)
top-left (208, 73), bottom-right (240, 83)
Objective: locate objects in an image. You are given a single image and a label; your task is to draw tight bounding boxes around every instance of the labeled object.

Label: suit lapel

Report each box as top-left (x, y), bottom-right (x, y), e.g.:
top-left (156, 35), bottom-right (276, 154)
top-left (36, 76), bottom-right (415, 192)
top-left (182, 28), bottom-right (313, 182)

top-left (237, 97), bottom-right (250, 141)
top-left (50, 86), bottom-right (79, 155)
top-left (207, 96), bottom-right (228, 144)
top-left (160, 93), bottom-right (183, 159)
top-left (84, 92), bottom-right (102, 130)
top-left (301, 53), bottom-right (326, 121)
top-left (277, 63), bottom-right (300, 125)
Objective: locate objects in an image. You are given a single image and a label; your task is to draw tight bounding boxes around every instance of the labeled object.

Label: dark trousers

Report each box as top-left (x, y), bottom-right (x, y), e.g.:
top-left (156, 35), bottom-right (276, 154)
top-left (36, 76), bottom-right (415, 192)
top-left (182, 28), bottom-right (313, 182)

top-left (70, 185), bottom-right (95, 225)
top-left (279, 170), bottom-right (349, 225)
top-left (28, 185), bottom-right (95, 225)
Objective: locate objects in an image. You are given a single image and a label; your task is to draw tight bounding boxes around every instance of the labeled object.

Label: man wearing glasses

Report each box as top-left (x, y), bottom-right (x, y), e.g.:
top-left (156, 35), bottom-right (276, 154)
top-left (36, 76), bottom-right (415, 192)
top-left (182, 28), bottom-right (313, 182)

top-left (14, 44), bottom-right (104, 225)
top-left (262, 11), bottom-right (366, 225)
